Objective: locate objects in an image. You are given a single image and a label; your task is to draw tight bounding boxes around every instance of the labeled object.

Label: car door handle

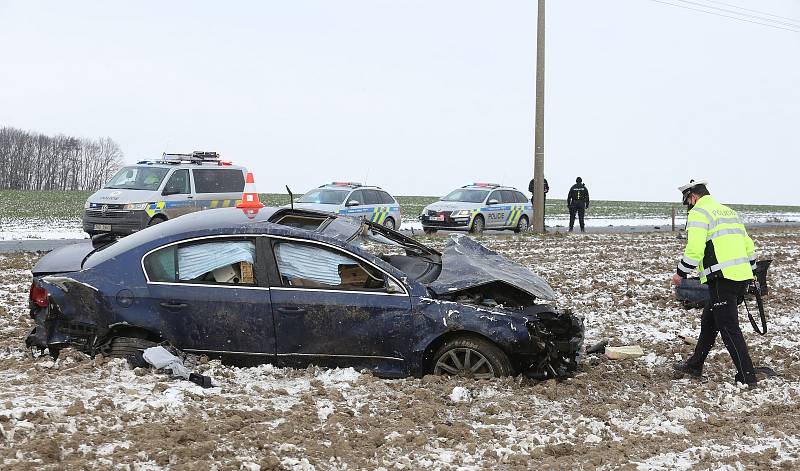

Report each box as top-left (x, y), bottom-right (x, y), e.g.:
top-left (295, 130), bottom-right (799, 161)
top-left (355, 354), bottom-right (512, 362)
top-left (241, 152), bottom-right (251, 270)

top-left (277, 306), bottom-right (306, 314)
top-left (160, 301), bottom-right (188, 309)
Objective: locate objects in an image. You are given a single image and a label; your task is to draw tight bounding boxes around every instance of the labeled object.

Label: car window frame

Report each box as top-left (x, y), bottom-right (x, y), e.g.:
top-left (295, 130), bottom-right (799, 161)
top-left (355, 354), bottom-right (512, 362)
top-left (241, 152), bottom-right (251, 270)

top-left (265, 235), bottom-right (408, 296)
top-left (487, 190), bottom-right (502, 204)
top-left (141, 235), bottom-right (270, 290)
top-left (346, 189), bottom-right (364, 206)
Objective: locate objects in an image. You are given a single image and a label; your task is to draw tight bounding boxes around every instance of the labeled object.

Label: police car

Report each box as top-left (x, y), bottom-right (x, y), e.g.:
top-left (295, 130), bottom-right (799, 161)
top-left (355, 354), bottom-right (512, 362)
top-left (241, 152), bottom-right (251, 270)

top-left (82, 152), bottom-right (247, 236)
top-left (292, 182), bottom-right (402, 230)
top-left (420, 183), bottom-right (532, 234)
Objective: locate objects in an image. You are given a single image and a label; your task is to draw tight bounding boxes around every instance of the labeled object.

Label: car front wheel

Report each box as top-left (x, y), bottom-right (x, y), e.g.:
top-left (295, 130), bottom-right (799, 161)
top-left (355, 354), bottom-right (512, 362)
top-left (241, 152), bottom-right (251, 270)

top-left (432, 336), bottom-right (512, 379)
top-left (383, 217), bottom-right (396, 230)
top-left (469, 215), bottom-right (485, 234)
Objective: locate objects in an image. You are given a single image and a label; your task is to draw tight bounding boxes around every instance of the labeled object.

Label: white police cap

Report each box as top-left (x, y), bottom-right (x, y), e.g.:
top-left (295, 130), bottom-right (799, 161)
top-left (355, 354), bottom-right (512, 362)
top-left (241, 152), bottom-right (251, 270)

top-left (678, 179), bottom-right (708, 193)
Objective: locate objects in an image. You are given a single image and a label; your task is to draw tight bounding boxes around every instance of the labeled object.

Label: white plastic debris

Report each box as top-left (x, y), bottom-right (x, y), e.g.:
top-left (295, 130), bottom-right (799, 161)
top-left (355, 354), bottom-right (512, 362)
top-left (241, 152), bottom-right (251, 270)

top-left (142, 346), bottom-right (191, 379)
top-left (605, 345), bottom-right (645, 360)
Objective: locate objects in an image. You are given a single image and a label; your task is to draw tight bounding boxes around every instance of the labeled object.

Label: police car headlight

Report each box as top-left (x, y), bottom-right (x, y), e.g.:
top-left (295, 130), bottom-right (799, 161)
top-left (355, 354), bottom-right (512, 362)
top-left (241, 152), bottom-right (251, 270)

top-left (124, 202), bottom-right (149, 210)
top-left (451, 210), bottom-right (471, 218)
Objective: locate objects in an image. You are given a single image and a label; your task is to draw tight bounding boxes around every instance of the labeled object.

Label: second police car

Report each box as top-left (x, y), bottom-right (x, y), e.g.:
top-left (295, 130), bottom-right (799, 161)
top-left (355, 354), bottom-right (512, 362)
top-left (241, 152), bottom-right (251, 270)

top-left (420, 183), bottom-right (533, 234)
top-left (292, 182), bottom-right (402, 230)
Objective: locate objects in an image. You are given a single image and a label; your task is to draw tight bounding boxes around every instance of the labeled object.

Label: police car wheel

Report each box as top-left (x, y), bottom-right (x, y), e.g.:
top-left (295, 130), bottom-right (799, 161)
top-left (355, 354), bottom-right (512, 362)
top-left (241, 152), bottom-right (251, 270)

top-left (383, 217), bottom-right (396, 230)
top-left (514, 215), bottom-right (529, 233)
top-left (470, 215), bottom-right (485, 234)
top-left (148, 216), bottom-right (166, 227)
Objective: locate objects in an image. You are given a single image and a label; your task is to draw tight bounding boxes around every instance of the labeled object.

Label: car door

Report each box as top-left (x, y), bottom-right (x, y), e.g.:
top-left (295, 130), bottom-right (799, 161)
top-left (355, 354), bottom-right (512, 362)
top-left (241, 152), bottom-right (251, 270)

top-left (159, 169), bottom-right (196, 218)
top-left (484, 190), bottom-right (506, 228)
top-left (500, 190), bottom-right (521, 227)
top-left (142, 236), bottom-right (276, 365)
top-left (342, 189), bottom-right (372, 219)
top-left (266, 238), bottom-right (413, 377)
top-left (362, 189), bottom-right (382, 223)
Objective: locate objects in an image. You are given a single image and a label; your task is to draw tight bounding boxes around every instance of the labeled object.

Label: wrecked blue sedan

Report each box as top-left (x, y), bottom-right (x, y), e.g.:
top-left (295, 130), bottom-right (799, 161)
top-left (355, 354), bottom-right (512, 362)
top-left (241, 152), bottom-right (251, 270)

top-left (26, 207), bottom-right (583, 379)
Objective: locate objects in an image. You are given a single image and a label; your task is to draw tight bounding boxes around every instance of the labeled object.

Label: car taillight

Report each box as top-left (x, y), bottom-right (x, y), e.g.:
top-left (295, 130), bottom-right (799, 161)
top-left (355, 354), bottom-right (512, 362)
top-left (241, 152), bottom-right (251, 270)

top-left (30, 283), bottom-right (48, 308)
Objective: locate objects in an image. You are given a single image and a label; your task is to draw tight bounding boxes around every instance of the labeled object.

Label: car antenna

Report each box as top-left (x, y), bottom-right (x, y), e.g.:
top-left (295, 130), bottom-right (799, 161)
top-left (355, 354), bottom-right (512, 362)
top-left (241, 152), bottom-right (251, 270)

top-left (286, 185), bottom-right (294, 210)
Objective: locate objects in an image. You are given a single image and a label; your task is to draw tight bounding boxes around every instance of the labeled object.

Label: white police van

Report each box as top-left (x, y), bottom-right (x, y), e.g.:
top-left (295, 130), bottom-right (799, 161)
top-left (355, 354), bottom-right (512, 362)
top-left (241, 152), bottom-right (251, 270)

top-left (419, 183), bottom-right (532, 234)
top-left (82, 152), bottom-right (247, 236)
top-left (291, 182), bottom-right (402, 230)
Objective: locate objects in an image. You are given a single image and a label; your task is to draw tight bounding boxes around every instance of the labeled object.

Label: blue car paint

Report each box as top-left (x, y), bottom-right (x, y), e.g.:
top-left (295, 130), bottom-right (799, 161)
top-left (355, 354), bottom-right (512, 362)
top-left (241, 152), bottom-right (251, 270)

top-left (27, 207), bottom-right (582, 378)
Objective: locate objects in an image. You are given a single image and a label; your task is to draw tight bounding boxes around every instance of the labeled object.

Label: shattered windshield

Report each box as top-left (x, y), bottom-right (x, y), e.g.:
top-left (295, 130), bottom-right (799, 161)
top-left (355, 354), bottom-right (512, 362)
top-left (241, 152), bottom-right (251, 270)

top-left (297, 189), bottom-right (350, 205)
top-left (441, 189), bottom-right (489, 203)
top-left (105, 166), bottom-right (169, 191)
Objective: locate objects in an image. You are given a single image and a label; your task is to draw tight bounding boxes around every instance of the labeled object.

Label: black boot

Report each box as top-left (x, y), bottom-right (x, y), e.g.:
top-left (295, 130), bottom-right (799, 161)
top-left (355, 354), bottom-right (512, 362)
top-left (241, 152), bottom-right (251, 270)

top-left (673, 361), bottom-right (702, 379)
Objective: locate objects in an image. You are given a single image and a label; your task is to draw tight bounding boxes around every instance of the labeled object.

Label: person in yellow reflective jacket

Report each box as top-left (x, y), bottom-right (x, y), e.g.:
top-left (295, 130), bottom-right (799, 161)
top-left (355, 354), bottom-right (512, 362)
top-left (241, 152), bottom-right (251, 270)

top-left (671, 179), bottom-right (758, 387)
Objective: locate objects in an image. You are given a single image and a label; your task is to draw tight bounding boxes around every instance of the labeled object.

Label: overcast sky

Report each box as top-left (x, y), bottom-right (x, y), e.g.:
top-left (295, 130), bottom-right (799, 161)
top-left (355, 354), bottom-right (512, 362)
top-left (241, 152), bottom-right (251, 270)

top-left (1, 0), bottom-right (798, 204)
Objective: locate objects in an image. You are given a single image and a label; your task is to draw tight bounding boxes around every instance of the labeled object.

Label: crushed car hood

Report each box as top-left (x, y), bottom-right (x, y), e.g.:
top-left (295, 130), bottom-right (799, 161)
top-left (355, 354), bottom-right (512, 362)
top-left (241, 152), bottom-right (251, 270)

top-left (426, 235), bottom-right (556, 302)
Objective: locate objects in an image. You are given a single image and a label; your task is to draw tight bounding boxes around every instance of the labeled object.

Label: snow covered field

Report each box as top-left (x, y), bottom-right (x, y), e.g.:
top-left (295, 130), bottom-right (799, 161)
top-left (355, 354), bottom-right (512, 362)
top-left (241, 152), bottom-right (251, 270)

top-left (1, 229), bottom-right (799, 469)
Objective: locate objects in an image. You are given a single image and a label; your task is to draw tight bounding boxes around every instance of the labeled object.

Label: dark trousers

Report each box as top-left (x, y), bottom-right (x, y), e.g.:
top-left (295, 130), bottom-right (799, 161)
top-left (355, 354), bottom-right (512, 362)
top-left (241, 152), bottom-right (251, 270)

top-left (568, 203), bottom-right (585, 231)
top-left (686, 278), bottom-right (756, 384)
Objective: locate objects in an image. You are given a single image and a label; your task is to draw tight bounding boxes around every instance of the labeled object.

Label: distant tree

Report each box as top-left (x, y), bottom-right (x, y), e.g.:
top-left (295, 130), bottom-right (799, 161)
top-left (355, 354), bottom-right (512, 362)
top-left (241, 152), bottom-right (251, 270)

top-left (0, 126), bottom-right (124, 191)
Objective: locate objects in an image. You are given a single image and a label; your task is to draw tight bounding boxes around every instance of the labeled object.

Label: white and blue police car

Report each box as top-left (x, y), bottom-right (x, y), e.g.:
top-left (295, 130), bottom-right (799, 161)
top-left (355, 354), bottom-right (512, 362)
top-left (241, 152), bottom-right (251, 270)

top-left (292, 182), bottom-right (402, 230)
top-left (420, 183), bottom-right (532, 234)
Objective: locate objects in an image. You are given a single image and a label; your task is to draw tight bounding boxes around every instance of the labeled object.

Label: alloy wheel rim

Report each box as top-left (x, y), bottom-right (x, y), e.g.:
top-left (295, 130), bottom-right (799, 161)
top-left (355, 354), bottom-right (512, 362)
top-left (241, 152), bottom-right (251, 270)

top-left (434, 347), bottom-right (495, 379)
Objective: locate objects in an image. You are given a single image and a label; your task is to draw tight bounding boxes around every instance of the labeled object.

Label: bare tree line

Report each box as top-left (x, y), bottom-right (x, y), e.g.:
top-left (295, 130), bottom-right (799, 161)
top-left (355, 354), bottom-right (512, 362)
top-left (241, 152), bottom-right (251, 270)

top-left (0, 126), bottom-right (124, 191)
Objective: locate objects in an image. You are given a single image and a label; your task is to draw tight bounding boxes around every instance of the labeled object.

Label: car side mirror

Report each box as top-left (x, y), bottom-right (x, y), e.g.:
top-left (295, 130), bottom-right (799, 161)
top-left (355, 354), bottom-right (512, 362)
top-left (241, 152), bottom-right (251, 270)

top-left (346, 200), bottom-right (360, 207)
top-left (386, 278), bottom-right (404, 294)
top-left (487, 199), bottom-right (500, 205)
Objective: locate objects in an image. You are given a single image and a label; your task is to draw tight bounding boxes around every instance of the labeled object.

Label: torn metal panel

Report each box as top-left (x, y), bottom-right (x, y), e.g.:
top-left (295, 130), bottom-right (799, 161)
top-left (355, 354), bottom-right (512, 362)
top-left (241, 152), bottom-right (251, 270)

top-left (427, 235), bottom-right (556, 302)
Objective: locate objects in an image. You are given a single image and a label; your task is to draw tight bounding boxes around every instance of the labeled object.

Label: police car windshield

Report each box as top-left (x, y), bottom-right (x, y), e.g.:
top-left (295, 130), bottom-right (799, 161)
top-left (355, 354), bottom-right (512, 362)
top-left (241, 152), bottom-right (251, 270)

top-left (441, 189), bottom-right (489, 203)
top-left (105, 166), bottom-right (169, 191)
top-left (297, 189), bottom-right (350, 205)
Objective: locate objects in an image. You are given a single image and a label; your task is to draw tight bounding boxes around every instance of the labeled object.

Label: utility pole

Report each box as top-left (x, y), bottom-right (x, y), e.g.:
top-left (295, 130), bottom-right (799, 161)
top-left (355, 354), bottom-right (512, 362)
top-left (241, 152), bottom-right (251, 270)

top-left (532, 0), bottom-right (546, 233)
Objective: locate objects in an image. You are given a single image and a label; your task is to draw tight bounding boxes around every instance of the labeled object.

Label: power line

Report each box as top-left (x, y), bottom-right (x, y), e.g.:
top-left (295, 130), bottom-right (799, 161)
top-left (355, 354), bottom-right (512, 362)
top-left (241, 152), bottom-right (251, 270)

top-left (671, 0), bottom-right (800, 29)
top-left (702, 0), bottom-right (800, 25)
top-left (646, 0), bottom-right (800, 33)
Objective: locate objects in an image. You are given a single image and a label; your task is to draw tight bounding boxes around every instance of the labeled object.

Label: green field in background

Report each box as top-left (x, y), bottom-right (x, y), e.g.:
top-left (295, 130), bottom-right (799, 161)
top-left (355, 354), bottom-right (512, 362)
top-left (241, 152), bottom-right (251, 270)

top-left (1, 189), bottom-right (799, 222)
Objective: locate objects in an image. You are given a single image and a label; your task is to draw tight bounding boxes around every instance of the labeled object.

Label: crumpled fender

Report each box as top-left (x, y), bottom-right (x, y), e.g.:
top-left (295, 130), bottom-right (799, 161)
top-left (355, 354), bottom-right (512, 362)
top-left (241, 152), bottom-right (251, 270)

top-left (36, 273), bottom-right (113, 344)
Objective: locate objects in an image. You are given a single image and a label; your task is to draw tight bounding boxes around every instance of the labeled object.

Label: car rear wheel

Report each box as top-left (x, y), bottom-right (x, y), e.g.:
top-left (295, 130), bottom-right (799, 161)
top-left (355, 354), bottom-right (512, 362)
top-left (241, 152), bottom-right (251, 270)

top-left (106, 337), bottom-right (157, 367)
top-left (383, 217), bottom-right (396, 230)
top-left (514, 215), bottom-right (529, 233)
top-left (469, 215), bottom-right (485, 234)
top-left (432, 336), bottom-right (512, 379)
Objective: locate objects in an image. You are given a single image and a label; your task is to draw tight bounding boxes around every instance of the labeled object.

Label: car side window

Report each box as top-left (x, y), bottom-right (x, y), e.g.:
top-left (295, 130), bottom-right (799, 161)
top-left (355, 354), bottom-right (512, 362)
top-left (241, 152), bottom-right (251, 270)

top-left (346, 190), bottom-right (363, 206)
top-left (487, 191), bottom-right (501, 204)
top-left (273, 241), bottom-right (386, 291)
top-left (163, 169), bottom-right (190, 194)
top-left (515, 191), bottom-right (529, 203)
top-left (193, 169), bottom-right (245, 193)
top-left (500, 190), bottom-right (516, 204)
top-left (144, 238), bottom-right (257, 285)
top-left (363, 189), bottom-right (380, 205)
top-left (379, 191), bottom-right (395, 204)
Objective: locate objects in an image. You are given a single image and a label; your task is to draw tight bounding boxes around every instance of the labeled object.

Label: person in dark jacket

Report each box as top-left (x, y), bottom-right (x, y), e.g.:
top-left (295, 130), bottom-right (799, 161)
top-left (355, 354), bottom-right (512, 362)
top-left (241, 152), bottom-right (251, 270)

top-left (567, 177), bottom-right (589, 232)
top-left (528, 177), bottom-right (548, 228)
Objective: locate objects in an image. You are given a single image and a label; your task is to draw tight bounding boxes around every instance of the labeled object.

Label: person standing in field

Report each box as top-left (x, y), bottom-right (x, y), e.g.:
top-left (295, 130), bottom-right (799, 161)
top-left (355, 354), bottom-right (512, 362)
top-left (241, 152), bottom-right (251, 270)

top-left (671, 179), bottom-right (759, 387)
top-left (567, 177), bottom-right (589, 232)
top-left (528, 177), bottom-right (548, 229)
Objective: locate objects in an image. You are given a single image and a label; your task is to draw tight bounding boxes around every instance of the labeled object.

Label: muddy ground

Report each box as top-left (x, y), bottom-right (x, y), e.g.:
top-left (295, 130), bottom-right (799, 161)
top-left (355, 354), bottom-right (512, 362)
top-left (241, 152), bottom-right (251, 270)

top-left (1, 229), bottom-right (799, 470)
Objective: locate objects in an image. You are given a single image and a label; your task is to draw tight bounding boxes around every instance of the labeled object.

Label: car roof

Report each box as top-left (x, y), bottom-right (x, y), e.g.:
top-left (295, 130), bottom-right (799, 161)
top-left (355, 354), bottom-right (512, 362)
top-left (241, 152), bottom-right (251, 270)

top-left (318, 182), bottom-right (388, 191)
top-left (460, 183), bottom-right (521, 191)
top-left (83, 207), bottom-right (359, 269)
top-left (128, 162), bottom-right (247, 171)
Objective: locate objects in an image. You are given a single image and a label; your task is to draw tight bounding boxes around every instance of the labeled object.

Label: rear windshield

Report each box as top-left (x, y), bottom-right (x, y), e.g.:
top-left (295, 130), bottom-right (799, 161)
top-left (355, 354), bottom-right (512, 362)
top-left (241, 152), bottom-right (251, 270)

top-left (441, 189), bottom-right (489, 203)
top-left (297, 189), bottom-right (350, 205)
top-left (105, 166), bottom-right (169, 191)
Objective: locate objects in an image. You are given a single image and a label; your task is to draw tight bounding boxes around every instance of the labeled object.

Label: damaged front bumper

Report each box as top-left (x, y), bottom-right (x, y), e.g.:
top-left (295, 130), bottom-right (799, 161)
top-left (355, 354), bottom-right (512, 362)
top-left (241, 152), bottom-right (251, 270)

top-left (519, 310), bottom-right (584, 379)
